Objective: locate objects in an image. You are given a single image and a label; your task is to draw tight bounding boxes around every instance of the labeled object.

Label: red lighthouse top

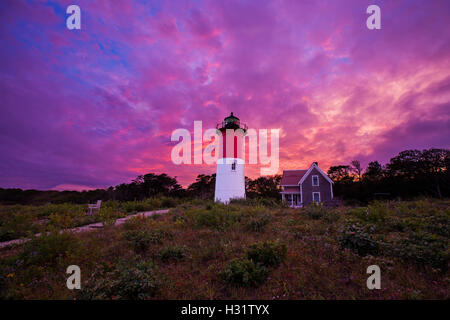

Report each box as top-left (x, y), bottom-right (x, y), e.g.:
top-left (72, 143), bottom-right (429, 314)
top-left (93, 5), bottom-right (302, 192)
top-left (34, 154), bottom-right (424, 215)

top-left (216, 112), bottom-right (247, 160)
top-left (216, 112), bottom-right (248, 132)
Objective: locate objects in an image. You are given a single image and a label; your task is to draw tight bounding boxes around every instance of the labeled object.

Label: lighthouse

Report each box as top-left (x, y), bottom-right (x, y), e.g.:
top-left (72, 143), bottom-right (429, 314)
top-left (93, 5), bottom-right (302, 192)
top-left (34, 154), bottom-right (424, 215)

top-left (214, 112), bottom-right (247, 203)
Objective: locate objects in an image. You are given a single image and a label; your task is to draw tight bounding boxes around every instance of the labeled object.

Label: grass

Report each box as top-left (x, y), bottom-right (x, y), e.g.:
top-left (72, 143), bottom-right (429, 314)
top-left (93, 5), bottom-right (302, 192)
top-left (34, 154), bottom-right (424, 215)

top-left (0, 198), bottom-right (448, 299)
top-left (0, 197), bottom-right (179, 242)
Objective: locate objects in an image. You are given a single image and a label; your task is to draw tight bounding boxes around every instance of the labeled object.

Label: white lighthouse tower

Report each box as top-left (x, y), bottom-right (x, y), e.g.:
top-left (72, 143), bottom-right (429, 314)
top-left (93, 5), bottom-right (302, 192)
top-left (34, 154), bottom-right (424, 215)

top-left (214, 112), bottom-right (247, 203)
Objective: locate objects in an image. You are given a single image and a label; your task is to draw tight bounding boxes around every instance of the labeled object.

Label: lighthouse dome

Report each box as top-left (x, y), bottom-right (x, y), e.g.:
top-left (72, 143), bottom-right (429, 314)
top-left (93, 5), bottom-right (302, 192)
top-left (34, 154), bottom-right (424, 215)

top-left (217, 112), bottom-right (247, 131)
top-left (225, 112), bottom-right (239, 122)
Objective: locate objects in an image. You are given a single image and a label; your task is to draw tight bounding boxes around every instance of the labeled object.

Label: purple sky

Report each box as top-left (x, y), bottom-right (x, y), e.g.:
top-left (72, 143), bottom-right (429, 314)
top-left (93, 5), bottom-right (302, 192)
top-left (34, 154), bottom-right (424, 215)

top-left (0, 0), bottom-right (449, 190)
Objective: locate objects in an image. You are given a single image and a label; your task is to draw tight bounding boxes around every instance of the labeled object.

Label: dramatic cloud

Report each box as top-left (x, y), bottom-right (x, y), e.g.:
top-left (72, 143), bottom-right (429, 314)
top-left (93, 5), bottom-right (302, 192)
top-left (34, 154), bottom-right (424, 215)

top-left (0, 0), bottom-right (449, 189)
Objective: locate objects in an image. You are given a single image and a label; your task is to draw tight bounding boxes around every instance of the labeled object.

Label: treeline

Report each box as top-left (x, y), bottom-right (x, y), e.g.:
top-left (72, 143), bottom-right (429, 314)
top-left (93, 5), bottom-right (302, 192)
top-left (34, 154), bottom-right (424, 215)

top-left (0, 148), bottom-right (448, 205)
top-left (0, 173), bottom-right (281, 205)
top-left (328, 148), bottom-right (450, 203)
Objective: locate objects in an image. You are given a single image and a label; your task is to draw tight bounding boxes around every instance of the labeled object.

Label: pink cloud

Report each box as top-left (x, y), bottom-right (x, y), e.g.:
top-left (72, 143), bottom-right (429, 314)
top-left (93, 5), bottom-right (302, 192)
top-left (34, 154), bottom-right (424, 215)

top-left (0, 0), bottom-right (449, 190)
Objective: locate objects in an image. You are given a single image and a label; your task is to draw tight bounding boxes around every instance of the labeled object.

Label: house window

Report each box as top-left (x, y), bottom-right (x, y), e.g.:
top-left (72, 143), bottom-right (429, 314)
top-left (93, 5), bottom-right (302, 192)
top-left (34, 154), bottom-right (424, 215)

top-left (231, 161), bottom-right (236, 171)
top-left (312, 175), bottom-right (319, 186)
top-left (312, 192), bottom-right (321, 202)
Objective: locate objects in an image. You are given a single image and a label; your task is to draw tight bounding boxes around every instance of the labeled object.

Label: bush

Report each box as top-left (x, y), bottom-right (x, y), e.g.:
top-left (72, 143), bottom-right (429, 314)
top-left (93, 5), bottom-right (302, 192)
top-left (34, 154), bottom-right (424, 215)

top-left (245, 241), bottom-right (287, 267)
top-left (220, 258), bottom-right (269, 287)
top-left (187, 205), bottom-right (240, 230)
top-left (124, 230), bottom-right (170, 253)
top-left (48, 212), bottom-right (76, 229)
top-left (245, 212), bottom-right (272, 232)
top-left (80, 259), bottom-right (161, 299)
top-left (99, 207), bottom-right (120, 227)
top-left (158, 246), bottom-right (186, 261)
top-left (353, 202), bottom-right (389, 225)
top-left (122, 201), bottom-right (148, 213)
top-left (196, 243), bottom-right (222, 263)
top-left (303, 202), bottom-right (327, 220)
top-left (424, 212), bottom-right (450, 237)
top-left (388, 233), bottom-right (448, 272)
top-left (161, 197), bottom-right (178, 208)
top-left (122, 214), bottom-right (151, 231)
top-left (171, 214), bottom-right (187, 225)
top-left (19, 231), bottom-right (82, 267)
top-left (338, 223), bottom-right (379, 256)
top-left (229, 198), bottom-right (284, 208)
top-left (0, 211), bottom-right (36, 241)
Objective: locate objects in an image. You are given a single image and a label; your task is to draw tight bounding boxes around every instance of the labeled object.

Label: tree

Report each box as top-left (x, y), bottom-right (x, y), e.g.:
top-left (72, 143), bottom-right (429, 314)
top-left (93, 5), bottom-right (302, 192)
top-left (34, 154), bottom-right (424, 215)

top-left (386, 149), bottom-right (423, 179)
top-left (187, 174), bottom-right (216, 199)
top-left (363, 161), bottom-right (384, 181)
top-left (350, 160), bottom-right (363, 182)
top-left (246, 175), bottom-right (281, 199)
top-left (327, 165), bottom-right (353, 183)
top-left (420, 148), bottom-right (450, 198)
top-left (141, 173), bottom-right (183, 197)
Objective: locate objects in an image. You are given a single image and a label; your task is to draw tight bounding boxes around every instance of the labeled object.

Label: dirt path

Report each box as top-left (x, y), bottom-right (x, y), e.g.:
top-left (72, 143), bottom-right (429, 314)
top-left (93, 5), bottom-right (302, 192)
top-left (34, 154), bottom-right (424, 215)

top-left (0, 209), bottom-right (170, 249)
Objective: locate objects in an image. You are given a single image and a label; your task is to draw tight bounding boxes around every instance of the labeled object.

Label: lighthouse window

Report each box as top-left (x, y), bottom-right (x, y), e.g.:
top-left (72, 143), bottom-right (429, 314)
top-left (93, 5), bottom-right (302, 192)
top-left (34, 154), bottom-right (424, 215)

top-left (231, 161), bottom-right (236, 171)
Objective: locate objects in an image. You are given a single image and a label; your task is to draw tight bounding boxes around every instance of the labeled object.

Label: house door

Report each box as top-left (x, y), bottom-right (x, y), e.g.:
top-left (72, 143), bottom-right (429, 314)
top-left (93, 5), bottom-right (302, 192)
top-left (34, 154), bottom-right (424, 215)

top-left (293, 194), bottom-right (300, 207)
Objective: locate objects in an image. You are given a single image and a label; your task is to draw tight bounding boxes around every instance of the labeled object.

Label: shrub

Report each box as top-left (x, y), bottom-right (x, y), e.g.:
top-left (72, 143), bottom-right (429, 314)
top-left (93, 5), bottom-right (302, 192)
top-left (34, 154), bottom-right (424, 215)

top-left (220, 258), bottom-right (269, 287)
top-left (122, 201), bottom-right (148, 213)
top-left (196, 243), bottom-right (221, 263)
top-left (19, 231), bottom-right (82, 267)
top-left (121, 198), bottom-right (177, 213)
top-left (245, 241), bottom-right (287, 267)
top-left (172, 214), bottom-right (187, 225)
top-left (303, 202), bottom-right (328, 220)
top-left (187, 205), bottom-right (240, 230)
top-left (425, 212), bottom-right (450, 237)
top-left (48, 212), bottom-right (76, 229)
top-left (229, 198), bottom-right (284, 208)
top-left (388, 233), bottom-right (448, 272)
top-left (353, 202), bottom-right (389, 225)
top-left (0, 211), bottom-right (36, 241)
top-left (161, 197), bottom-right (178, 208)
top-left (98, 207), bottom-right (120, 227)
top-left (122, 214), bottom-right (151, 231)
top-left (338, 223), bottom-right (379, 256)
top-left (80, 259), bottom-right (161, 299)
top-left (124, 229), bottom-right (170, 253)
top-left (245, 212), bottom-right (272, 232)
top-left (158, 246), bottom-right (186, 261)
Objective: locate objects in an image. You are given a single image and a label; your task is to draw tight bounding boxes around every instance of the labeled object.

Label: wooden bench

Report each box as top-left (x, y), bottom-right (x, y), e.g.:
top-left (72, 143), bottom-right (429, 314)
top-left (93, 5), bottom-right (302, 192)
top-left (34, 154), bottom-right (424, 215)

top-left (87, 200), bottom-right (102, 215)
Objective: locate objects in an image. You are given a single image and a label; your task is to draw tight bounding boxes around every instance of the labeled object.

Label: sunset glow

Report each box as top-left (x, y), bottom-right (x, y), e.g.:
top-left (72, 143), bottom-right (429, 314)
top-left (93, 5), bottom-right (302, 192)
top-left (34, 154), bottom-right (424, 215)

top-left (0, 0), bottom-right (449, 189)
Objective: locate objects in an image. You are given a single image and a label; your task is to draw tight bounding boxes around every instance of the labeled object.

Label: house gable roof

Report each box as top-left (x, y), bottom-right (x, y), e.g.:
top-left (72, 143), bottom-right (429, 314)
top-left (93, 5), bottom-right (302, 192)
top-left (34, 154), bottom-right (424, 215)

top-left (281, 163), bottom-right (334, 186)
top-left (299, 163), bottom-right (334, 185)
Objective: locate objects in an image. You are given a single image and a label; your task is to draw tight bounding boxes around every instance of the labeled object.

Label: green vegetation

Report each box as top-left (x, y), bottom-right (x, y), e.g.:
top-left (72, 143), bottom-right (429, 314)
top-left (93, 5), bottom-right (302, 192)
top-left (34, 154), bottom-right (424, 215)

top-left (220, 258), bottom-right (269, 287)
top-left (158, 245), bottom-right (186, 262)
top-left (80, 258), bottom-right (161, 299)
top-left (245, 241), bottom-right (287, 267)
top-left (0, 198), bottom-right (448, 299)
top-left (338, 223), bottom-right (379, 256)
top-left (124, 229), bottom-right (172, 254)
top-left (0, 197), bottom-right (177, 242)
